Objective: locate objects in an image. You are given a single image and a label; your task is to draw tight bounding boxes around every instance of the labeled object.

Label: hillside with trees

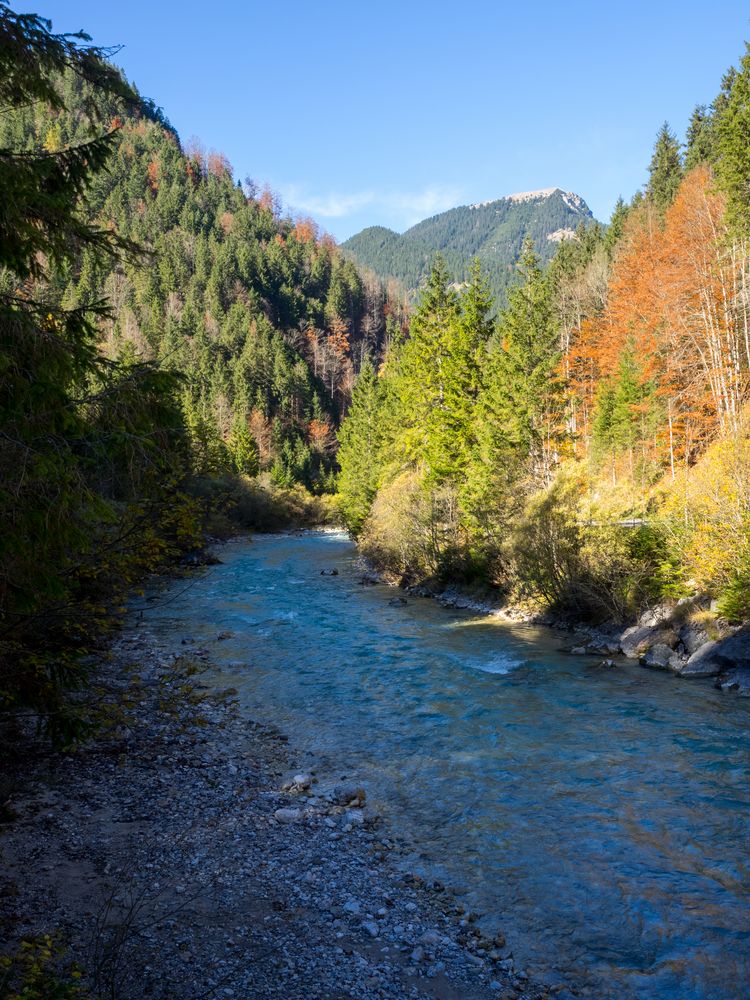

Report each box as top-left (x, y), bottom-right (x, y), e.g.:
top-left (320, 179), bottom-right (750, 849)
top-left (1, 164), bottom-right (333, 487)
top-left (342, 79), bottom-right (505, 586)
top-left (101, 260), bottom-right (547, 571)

top-left (342, 188), bottom-right (598, 306)
top-left (0, 4), bottom-right (403, 736)
top-left (338, 52), bottom-right (750, 628)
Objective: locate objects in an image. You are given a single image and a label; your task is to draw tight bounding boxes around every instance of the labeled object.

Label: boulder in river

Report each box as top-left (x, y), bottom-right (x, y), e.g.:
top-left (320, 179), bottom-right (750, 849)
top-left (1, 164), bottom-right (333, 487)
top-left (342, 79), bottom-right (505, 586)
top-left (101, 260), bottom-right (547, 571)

top-left (320, 568), bottom-right (338, 576)
top-left (672, 640), bottom-right (724, 677)
top-left (388, 596), bottom-right (407, 607)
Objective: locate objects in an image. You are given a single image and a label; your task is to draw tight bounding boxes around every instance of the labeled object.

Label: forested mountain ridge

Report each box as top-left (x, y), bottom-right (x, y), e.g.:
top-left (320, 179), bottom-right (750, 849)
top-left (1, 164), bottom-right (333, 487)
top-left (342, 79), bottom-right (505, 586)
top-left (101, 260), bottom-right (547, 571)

top-left (0, 64), bottom-right (403, 492)
top-left (342, 187), bottom-right (598, 305)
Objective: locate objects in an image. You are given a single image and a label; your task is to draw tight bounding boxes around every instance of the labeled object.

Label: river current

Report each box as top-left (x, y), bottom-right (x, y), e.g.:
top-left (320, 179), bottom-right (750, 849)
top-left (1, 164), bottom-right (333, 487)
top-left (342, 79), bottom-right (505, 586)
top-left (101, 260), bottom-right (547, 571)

top-left (139, 530), bottom-right (750, 999)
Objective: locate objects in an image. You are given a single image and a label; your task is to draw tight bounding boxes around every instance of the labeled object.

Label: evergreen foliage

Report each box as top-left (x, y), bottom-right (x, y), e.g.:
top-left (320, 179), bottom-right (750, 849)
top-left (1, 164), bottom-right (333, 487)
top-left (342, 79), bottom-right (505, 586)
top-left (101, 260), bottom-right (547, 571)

top-left (714, 43), bottom-right (750, 234)
top-left (0, 58), bottom-right (393, 495)
top-left (0, 4), bottom-right (194, 741)
top-left (646, 122), bottom-right (683, 212)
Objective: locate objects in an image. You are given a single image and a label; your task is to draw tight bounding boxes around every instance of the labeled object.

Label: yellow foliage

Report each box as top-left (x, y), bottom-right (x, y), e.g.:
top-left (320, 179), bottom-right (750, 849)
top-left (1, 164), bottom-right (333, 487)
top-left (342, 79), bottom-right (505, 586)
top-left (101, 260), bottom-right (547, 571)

top-left (659, 418), bottom-right (750, 591)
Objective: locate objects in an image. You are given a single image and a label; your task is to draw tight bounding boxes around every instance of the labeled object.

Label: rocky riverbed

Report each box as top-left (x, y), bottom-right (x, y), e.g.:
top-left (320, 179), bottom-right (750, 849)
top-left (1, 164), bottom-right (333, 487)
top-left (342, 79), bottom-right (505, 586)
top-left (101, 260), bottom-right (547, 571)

top-left (0, 625), bottom-right (549, 1000)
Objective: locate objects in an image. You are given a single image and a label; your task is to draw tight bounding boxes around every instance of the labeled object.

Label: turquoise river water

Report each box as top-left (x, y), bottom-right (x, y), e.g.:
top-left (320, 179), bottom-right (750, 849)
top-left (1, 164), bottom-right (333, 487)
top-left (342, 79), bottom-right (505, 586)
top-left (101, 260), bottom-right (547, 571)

top-left (139, 530), bottom-right (750, 999)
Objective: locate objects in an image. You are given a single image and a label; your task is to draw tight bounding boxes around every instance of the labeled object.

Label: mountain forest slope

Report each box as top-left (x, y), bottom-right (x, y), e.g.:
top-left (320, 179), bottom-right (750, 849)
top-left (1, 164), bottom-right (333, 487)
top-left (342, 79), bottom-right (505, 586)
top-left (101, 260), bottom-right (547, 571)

top-left (0, 8), bottom-right (406, 732)
top-left (342, 187), bottom-right (598, 304)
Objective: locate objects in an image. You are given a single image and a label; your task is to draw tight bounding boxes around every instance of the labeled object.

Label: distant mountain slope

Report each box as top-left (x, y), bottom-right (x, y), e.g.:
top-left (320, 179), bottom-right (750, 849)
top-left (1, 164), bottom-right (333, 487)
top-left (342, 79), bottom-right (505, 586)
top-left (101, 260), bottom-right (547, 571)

top-left (343, 188), bottom-right (599, 304)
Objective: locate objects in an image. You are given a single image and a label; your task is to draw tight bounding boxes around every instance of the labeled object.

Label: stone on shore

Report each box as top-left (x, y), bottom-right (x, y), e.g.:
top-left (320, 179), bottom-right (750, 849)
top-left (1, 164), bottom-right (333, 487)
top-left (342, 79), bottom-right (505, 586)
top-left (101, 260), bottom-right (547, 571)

top-left (674, 641), bottom-right (725, 678)
top-left (620, 624), bottom-right (678, 659)
top-left (331, 784), bottom-right (366, 807)
top-left (640, 643), bottom-right (674, 670)
top-left (274, 807), bottom-right (302, 823)
top-left (715, 666), bottom-right (750, 695)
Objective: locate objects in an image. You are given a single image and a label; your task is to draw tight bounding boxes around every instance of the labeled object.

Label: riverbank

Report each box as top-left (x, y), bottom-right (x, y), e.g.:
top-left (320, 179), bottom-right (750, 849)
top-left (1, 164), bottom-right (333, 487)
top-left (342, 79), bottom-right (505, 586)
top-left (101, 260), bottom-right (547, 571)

top-left (359, 559), bottom-right (750, 697)
top-left (0, 618), bottom-right (548, 999)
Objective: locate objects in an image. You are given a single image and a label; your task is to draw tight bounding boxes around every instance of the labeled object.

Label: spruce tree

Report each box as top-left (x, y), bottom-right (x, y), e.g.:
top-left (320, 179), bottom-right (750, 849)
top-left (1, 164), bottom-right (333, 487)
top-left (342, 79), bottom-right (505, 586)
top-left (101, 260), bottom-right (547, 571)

top-left (647, 122), bottom-right (683, 213)
top-left (393, 254), bottom-right (460, 472)
top-left (480, 239), bottom-right (563, 485)
top-left (336, 357), bottom-right (384, 534)
top-left (684, 104), bottom-right (715, 169)
top-left (604, 197), bottom-right (628, 257)
top-left (714, 44), bottom-right (750, 235)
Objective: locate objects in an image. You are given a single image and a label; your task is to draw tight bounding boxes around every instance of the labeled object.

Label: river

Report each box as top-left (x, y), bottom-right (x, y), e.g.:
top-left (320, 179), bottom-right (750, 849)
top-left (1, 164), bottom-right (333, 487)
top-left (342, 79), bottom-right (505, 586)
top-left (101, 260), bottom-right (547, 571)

top-left (139, 530), bottom-right (750, 999)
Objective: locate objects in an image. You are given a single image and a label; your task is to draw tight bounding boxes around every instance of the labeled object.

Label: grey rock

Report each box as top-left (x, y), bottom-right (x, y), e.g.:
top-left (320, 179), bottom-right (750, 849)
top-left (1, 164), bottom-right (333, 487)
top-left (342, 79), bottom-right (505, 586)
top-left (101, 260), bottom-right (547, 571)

top-left (678, 623), bottom-right (710, 655)
top-left (419, 929), bottom-right (442, 946)
top-left (361, 920), bottom-right (379, 938)
top-left (674, 640), bottom-right (725, 677)
top-left (620, 625), bottom-right (678, 659)
top-left (710, 624), bottom-right (750, 667)
top-left (638, 604), bottom-right (672, 627)
top-left (715, 666), bottom-right (750, 695)
top-left (320, 568), bottom-right (339, 576)
top-left (343, 899), bottom-right (361, 915)
top-left (273, 807), bottom-right (301, 823)
top-left (411, 946), bottom-right (424, 963)
top-left (640, 643), bottom-right (674, 670)
top-left (668, 652), bottom-right (688, 671)
top-left (331, 784), bottom-right (366, 807)
top-left (388, 596), bottom-right (407, 607)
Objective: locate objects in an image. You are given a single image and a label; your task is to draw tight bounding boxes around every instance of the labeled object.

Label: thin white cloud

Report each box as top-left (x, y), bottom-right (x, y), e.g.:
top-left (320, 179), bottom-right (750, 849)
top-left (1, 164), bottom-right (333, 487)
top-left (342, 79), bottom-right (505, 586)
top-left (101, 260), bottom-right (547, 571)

top-left (278, 185), bottom-right (376, 219)
top-left (277, 183), bottom-right (464, 229)
top-left (385, 185), bottom-right (464, 225)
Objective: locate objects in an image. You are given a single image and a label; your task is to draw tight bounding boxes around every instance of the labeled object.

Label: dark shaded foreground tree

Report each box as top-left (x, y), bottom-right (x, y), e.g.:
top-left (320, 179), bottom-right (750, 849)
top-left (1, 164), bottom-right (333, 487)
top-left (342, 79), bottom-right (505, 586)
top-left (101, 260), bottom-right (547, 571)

top-left (0, 4), bottom-right (195, 744)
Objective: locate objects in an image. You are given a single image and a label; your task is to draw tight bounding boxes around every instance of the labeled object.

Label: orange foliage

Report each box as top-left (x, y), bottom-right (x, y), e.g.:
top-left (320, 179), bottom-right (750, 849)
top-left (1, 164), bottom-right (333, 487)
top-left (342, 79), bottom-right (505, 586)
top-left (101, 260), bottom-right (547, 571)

top-left (259, 185), bottom-right (276, 214)
top-left (567, 165), bottom-right (750, 466)
top-left (207, 151), bottom-right (232, 178)
top-left (308, 418), bottom-right (335, 453)
top-left (146, 159), bottom-right (160, 193)
top-left (327, 316), bottom-right (350, 359)
top-left (293, 217), bottom-right (318, 243)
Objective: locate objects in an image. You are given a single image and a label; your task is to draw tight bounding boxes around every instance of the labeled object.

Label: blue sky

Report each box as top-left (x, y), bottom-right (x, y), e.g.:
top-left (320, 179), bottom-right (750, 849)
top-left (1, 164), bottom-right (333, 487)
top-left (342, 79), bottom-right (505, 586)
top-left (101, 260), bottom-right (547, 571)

top-left (37, 1), bottom-right (750, 240)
